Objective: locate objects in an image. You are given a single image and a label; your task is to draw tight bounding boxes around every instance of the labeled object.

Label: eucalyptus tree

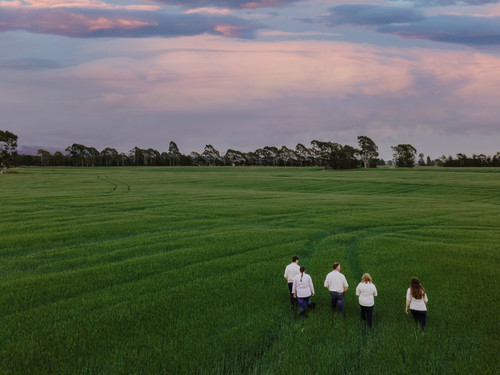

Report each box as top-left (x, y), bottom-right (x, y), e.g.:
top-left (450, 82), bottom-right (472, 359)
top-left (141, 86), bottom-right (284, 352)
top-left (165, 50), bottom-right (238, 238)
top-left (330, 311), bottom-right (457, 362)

top-left (418, 153), bottom-right (425, 166)
top-left (263, 146), bottom-right (279, 166)
top-left (145, 148), bottom-right (161, 166)
top-left (357, 136), bottom-right (379, 168)
top-left (189, 151), bottom-right (202, 166)
top-left (101, 147), bottom-right (119, 166)
top-left (65, 143), bottom-right (88, 167)
top-left (53, 151), bottom-right (67, 166)
top-left (391, 144), bottom-right (417, 168)
top-left (337, 144), bottom-right (358, 169)
top-left (202, 145), bottom-right (222, 166)
top-left (310, 140), bottom-right (342, 169)
top-left (295, 143), bottom-right (312, 167)
top-left (0, 130), bottom-right (18, 173)
top-left (278, 145), bottom-right (295, 166)
top-left (223, 149), bottom-right (246, 166)
top-left (37, 149), bottom-right (52, 167)
top-left (87, 147), bottom-right (100, 167)
top-left (168, 141), bottom-right (180, 166)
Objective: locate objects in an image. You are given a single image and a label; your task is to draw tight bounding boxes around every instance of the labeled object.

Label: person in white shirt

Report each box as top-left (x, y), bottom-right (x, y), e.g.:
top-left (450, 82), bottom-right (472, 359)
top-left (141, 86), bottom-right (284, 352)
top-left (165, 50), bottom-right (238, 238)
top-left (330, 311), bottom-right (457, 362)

top-left (324, 263), bottom-right (349, 317)
top-left (355, 273), bottom-right (378, 327)
top-left (292, 266), bottom-right (315, 316)
top-left (284, 256), bottom-right (300, 308)
top-left (405, 277), bottom-right (429, 331)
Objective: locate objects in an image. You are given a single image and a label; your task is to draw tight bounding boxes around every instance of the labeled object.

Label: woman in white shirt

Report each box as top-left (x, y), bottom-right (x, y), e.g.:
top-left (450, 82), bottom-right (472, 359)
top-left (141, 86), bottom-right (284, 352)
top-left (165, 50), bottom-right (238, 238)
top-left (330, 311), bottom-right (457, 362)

top-left (292, 266), bottom-right (315, 317)
top-left (405, 277), bottom-right (428, 331)
top-left (355, 273), bottom-right (378, 327)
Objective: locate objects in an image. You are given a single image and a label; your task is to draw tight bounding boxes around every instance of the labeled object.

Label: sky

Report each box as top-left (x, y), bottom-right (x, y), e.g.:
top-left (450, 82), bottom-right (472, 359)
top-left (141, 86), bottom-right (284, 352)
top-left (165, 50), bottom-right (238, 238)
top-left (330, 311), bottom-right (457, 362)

top-left (1, 0), bottom-right (500, 160)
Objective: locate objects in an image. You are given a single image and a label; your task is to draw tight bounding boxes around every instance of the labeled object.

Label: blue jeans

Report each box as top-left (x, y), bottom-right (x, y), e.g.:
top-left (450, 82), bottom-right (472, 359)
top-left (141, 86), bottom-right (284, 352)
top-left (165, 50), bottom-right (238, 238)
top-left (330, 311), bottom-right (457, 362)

top-left (297, 296), bottom-right (311, 312)
top-left (330, 292), bottom-right (345, 316)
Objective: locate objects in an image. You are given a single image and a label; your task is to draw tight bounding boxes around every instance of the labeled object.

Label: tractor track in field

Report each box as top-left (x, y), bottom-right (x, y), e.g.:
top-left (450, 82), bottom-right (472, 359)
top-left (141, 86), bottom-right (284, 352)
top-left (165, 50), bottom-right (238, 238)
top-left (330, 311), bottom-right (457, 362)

top-left (97, 175), bottom-right (131, 193)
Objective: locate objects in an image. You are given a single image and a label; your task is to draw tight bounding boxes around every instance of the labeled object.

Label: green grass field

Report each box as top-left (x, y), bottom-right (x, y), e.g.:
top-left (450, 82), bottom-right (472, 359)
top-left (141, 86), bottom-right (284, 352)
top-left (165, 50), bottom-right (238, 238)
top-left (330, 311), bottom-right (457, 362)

top-left (1, 167), bottom-right (499, 375)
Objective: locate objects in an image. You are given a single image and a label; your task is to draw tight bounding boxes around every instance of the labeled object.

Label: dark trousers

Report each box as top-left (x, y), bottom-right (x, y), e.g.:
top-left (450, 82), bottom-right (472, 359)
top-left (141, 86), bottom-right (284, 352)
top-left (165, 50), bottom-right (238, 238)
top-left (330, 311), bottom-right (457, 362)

top-left (410, 309), bottom-right (427, 331)
top-left (330, 292), bottom-right (345, 316)
top-left (288, 283), bottom-right (297, 306)
top-left (360, 305), bottom-right (373, 327)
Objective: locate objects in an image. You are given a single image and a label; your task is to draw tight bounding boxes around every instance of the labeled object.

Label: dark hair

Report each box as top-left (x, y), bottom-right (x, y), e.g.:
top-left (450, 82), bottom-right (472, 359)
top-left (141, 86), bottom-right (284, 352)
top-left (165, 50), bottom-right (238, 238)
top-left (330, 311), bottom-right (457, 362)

top-left (333, 263), bottom-right (340, 270)
top-left (300, 266), bottom-right (305, 281)
top-left (410, 277), bottom-right (426, 299)
top-left (292, 256), bottom-right (299, 262)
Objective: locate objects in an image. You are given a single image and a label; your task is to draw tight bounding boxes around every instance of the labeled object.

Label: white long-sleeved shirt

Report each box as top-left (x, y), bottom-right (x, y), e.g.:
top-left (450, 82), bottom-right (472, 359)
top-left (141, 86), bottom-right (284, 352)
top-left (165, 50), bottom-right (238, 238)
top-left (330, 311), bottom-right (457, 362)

top-left (324, 271), bottom-right (348, 293)
top-left (356, 282), bottom-right (378, 307)
top-left (284, 262), bottom-right (300, 283)
top-left (406, 288), bottom-right (428, 311)
top-left (292, 273), bottom-right (315, 298)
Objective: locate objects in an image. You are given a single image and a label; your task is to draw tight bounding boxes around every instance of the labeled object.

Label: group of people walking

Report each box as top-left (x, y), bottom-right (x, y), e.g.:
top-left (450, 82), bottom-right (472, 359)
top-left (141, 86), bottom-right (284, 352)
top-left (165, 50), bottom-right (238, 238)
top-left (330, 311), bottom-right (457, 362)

top-left (283, 256), bottom-right (429, 331)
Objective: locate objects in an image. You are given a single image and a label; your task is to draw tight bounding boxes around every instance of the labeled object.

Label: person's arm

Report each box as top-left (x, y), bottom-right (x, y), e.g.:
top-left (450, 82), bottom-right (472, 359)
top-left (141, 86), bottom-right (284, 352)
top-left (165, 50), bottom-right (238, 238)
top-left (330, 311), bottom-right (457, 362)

top-left (324, 276), bottom-right (329, 290)
top-left (310, 277), bottom-right (315, 296)
top-left (405, 300), bottom-right (410, 314)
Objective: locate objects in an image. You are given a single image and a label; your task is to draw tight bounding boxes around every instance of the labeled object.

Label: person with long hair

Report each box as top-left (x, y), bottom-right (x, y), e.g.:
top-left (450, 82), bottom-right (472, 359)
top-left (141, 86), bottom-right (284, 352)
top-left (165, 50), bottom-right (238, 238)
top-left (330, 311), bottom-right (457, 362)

top-left (405, 277), bottom-right (429, 331)
top-left (355, 273), bottom-right (378, 327)
top-left (292, 266), bottom-right (315, 317)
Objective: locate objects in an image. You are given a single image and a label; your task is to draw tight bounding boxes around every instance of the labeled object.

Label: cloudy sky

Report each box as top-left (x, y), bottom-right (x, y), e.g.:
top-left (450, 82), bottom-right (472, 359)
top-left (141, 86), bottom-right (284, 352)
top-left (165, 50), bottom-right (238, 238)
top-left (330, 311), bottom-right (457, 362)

top-left (2, 0), bottom-right (500, 160)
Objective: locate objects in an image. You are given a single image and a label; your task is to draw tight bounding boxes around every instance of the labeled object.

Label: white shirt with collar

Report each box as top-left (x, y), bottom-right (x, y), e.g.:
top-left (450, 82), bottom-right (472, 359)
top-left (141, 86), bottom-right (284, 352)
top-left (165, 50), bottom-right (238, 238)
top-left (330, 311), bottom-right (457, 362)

top-left (284, 262), bottom-right (300, 283)
top-left (292, 272), bottom-right (315, 298)
top-left (324, 270), bottom-right (348, 293)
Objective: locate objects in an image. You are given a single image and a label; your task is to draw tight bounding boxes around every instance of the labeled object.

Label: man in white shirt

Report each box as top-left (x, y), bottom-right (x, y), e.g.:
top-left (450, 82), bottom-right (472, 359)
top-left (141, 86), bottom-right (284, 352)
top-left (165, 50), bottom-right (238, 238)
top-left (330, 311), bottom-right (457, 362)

top-left (324, 263), bottom-right (349, 317)
top-left (284, 256), bottom-right (300, 308)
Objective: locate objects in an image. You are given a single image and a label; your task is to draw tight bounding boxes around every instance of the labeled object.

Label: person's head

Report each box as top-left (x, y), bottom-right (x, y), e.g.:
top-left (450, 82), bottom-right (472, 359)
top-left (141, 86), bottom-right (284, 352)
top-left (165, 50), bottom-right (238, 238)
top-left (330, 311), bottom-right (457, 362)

top-left (292, 256), bottom-right (299, 263)
top-left (410, 277), bottom-right (425, 299)
top-left (361, 273), bottom-right (372, 283)
top-left (300, 266), bottom-right (305, 281)
top-left (333, 263), bottom-right (340, 271)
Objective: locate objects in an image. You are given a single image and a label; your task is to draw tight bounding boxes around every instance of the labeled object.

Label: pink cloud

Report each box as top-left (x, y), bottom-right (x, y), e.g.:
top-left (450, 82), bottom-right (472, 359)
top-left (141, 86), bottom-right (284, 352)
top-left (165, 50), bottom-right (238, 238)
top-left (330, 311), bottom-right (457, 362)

top-left (0, 6), bottom-right (259, 38)
top-left (0, 0), bottom-right (159, 10)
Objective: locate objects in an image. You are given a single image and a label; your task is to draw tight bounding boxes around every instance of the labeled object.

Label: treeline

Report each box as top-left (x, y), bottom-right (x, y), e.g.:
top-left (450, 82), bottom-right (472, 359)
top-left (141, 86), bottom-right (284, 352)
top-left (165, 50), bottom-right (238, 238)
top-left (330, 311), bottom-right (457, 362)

top-left (429, 153), bottom-right (500, 167)
top-left (2, 129), bottom-right (500, 171)
top-left (15, 137), bottom-right (384, 169)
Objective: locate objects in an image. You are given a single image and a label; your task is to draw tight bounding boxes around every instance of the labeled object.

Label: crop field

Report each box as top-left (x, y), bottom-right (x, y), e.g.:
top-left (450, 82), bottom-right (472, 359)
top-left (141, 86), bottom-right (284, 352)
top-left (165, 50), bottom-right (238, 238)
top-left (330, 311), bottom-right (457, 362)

top-left (1, 166), bottom-right (499, 374)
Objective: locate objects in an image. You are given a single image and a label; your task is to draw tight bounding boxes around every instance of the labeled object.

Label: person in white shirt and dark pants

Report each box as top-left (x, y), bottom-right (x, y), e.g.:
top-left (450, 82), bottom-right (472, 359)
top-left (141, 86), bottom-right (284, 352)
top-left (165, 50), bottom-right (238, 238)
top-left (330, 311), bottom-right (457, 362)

top-left (324, 263), bottom-right (349, 317)
top-left (284, 256), bottom-right (300, 308)
top-left (405, 277), bottom-right (429, 331)
top-left (355, 273), bottom-right (378, 327)
top-left (292, 266), bottom-right (315, 317)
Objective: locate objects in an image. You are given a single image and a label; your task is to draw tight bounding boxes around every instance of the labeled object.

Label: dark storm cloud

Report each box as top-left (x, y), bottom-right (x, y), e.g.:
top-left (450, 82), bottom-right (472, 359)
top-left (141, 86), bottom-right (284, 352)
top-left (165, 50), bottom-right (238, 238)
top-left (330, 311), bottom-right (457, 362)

top-left (0, 8), bottom-right (260, 39)
top-left (153, 0), bottom-right (301, 9)
top-left (318, 4), bottom-right (500, 46)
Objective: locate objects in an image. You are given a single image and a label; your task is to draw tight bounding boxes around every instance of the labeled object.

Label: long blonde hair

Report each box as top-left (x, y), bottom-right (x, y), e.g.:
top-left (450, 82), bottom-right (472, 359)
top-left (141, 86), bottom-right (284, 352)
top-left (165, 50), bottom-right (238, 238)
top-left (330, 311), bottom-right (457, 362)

top-left (361, 273), bottom-right (372, 283)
